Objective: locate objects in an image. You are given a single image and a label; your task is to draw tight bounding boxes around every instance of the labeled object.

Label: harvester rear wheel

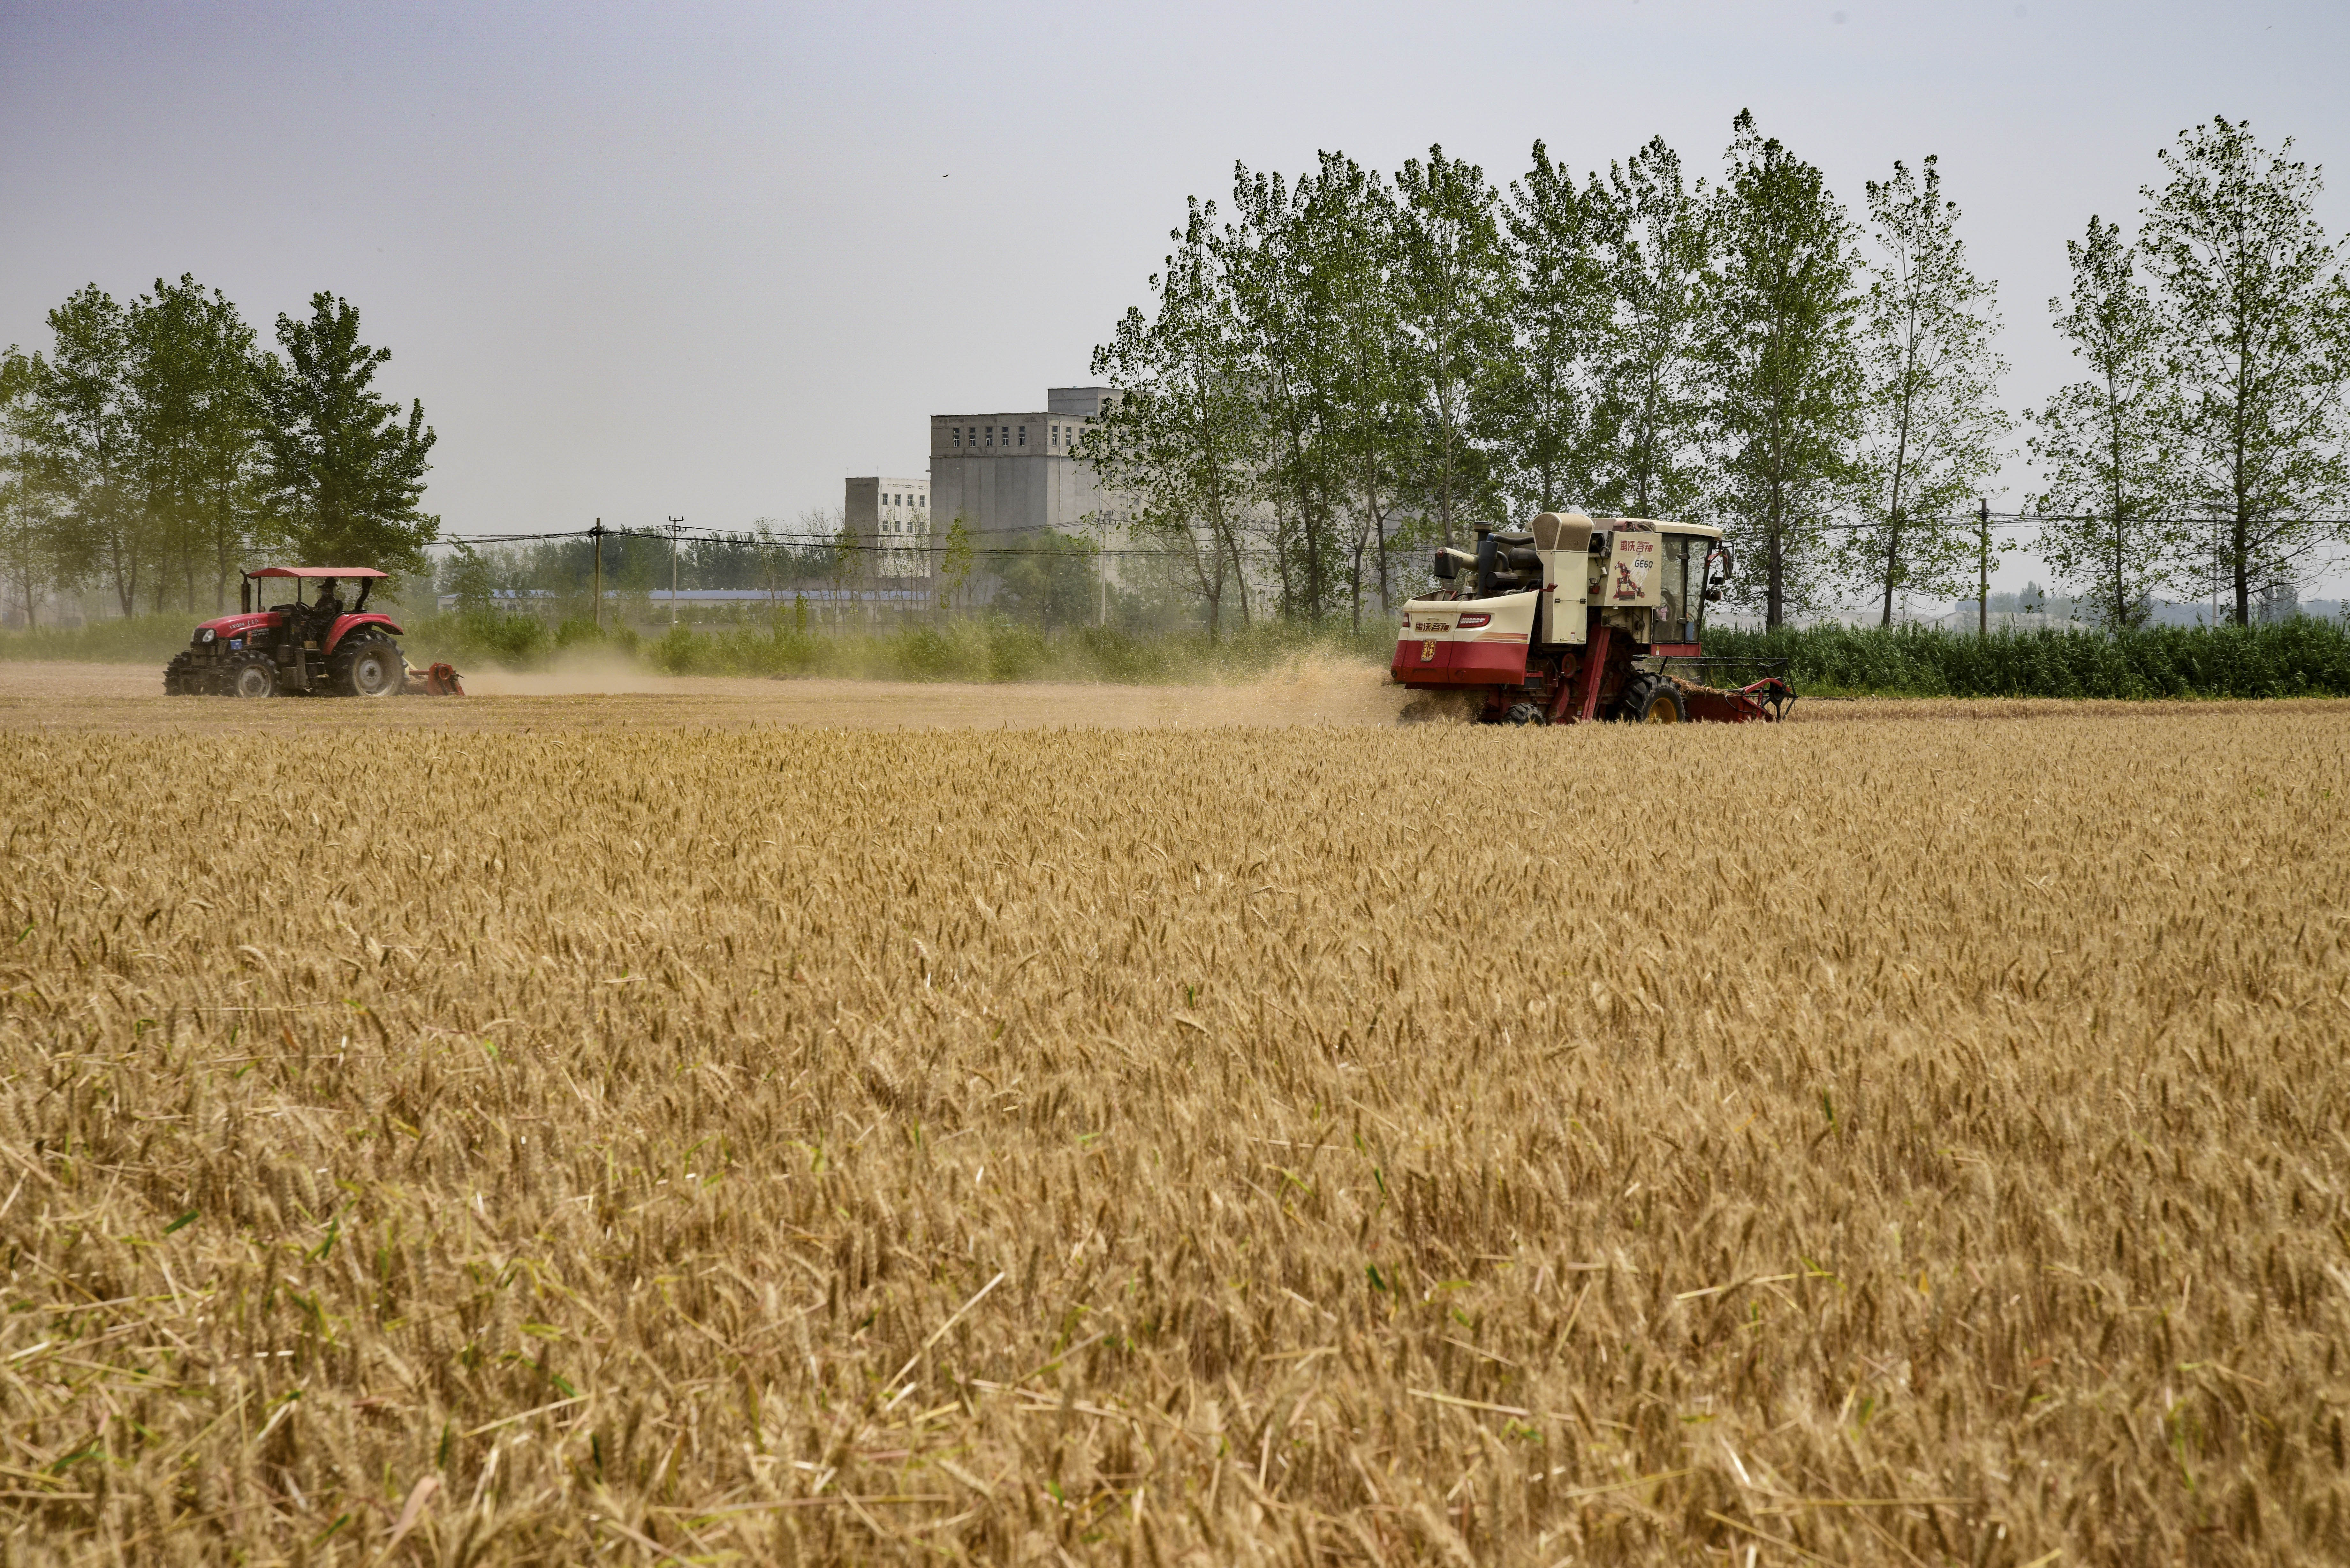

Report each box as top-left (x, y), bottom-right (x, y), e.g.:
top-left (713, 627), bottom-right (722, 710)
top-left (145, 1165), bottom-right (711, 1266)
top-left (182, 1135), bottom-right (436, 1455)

top-left (1615, 674), bottom-right (1686, 725)
top-left (227, 652), bottom-right (278, 698)
top-left (330, 633), bottom-right (402, 698)
top-left (1501, 701), bottom-right (1545, 727)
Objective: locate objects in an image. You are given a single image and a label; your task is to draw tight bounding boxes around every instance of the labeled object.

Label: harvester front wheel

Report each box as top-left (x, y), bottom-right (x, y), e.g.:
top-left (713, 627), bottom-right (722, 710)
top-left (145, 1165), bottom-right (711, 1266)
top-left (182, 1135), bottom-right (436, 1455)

top-left (227, 652), bottom-right (278, 699)
top-left (330, 634), bottom-right (402, 698)
top-left (1615, 674), bottom-right (1686, 725)
top-left (1501, 701), bottom-right (1545, 727)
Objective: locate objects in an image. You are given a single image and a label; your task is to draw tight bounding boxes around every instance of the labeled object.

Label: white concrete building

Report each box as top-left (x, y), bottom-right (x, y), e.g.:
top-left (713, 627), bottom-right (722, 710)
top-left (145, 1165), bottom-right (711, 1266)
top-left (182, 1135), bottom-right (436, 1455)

top-left (843, 475), bottom-right (931, 580)
top-left (927, 388), bottom-right (1130, 602)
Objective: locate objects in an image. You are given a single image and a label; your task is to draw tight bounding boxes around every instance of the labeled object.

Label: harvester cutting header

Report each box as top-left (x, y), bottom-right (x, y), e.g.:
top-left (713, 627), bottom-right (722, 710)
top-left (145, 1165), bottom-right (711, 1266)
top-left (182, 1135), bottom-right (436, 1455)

top-left (163, 567), bottom-right (463, 699)
top-left (1393, 513), bottom-right (1791, 725)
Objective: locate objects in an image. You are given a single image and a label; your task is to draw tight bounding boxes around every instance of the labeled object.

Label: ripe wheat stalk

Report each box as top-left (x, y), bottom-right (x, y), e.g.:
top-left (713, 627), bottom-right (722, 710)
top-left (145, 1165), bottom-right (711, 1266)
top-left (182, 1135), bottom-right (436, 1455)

top-left (1, 710), bottom-right (2346, 1564)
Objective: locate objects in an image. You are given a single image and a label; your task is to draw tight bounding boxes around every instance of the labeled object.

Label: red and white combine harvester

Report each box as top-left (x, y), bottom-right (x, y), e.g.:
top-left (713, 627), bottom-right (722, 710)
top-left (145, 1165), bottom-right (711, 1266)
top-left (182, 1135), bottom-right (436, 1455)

top-left (1392, 512), bottom-right (1793, 725)
top-left (163, 566), bottom-right (463, 698)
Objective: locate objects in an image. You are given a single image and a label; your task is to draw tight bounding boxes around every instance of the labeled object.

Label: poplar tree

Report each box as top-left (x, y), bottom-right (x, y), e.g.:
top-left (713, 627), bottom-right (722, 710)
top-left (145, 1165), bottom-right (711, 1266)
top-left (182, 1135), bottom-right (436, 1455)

top-left (258, 292), bottom-right (439, 578)
top-left (1590, 136), bottom-right (1713, 519)
top-left (1392, 147), bottom-right (1512, 547)
top-left (1489, 141), bottom-right (1609, 520)
top-left (2139, 118), bottom-right (2350, 624)
top-left (1705, 112), bottom-right (1862, 628)
top-left (0, 348), bottom-right (70, 628)
top-left (19, 287), bottom-right (142, 615)
top-left (2027, 218), bottom-right (2187, 627)
top-left (1314, 164), bottom-right (1411, 627)
top-left (1846, 156), bottom-right (2010, 624)
top-left (127, 275), bottom-right (267, 610)
top-left (1087, 197), bottom-right (1263, 638)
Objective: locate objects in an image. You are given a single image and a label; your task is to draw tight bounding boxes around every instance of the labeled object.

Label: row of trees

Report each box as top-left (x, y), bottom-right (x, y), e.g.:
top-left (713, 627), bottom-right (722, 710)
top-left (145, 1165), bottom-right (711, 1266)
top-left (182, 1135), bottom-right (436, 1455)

top-left (0, 280), bottom-right (438, 627)
top-left (1086, 114), bottom-right (2350, 631)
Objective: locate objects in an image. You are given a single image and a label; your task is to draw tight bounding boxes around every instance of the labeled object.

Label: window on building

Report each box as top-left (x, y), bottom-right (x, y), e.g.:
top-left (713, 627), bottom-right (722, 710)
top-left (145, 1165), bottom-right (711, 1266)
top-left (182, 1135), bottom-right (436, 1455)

top-left (1019, 426), bottom-right (1027, 446)
top-left (951, 429), bottom-right (960, 449)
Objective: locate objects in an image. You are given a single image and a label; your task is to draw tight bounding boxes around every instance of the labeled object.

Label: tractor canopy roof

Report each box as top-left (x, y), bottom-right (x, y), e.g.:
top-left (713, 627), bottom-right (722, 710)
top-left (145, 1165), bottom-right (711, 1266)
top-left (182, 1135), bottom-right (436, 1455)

top-left (245, 567), bottom-right (389, 579)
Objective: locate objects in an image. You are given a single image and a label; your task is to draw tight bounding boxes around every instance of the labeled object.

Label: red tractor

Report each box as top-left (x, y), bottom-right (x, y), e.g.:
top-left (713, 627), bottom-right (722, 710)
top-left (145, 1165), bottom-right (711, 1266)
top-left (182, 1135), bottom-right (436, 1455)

top-left (1392, 512), bottom-right (1793, 724)
top-left (164, 567), bottom-right (416, 698)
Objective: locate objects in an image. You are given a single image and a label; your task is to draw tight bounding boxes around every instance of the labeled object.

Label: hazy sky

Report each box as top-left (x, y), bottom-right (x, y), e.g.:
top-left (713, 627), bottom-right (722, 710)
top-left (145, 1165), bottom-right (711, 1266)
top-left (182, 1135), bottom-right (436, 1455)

top-left (4, 1), bottom-right (2346, 598)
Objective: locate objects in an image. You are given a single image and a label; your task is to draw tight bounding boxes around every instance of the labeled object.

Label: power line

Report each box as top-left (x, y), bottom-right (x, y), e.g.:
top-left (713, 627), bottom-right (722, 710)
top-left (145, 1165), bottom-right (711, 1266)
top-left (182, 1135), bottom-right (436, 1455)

top-left (432, 509), bottom-right (2350, 560)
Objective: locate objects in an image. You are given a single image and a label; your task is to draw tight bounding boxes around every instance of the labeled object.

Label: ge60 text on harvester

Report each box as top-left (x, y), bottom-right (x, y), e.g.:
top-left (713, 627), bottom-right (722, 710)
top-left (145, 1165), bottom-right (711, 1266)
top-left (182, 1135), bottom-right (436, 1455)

top-left (1393, 513), bottom-right (1793, 725)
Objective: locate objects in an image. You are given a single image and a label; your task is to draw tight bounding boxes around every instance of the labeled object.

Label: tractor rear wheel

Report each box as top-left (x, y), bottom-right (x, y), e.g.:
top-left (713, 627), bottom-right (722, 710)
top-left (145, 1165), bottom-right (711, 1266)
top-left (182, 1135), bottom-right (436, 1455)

top-left (1615, 674), bottom-right (1686, 725)
top-left (227, 652), bottom-right (278, 698)
top-left (163, 652), bottom-right (193, 696)
top-left (330, 634), bottom-right (402, 698)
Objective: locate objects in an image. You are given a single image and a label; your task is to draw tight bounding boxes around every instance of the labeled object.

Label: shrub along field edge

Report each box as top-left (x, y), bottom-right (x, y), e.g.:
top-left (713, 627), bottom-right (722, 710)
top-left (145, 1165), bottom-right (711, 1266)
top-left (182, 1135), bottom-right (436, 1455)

top-left (7, 608), bottom-right (2349, 698)
top-left (1705, 619), bottom-right (2350, 700)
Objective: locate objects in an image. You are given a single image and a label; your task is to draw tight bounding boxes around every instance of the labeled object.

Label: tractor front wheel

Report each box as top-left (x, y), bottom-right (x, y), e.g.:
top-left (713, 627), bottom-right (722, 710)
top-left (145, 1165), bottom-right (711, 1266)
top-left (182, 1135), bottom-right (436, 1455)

top-left (330, 635), bottom-right (402, 698)
top-left (227, 652), bottom-right (278, 699)
top-left (163, 652), bottom-right (194, 696)
top-left (1615, 674), bottom-right (1686, 725)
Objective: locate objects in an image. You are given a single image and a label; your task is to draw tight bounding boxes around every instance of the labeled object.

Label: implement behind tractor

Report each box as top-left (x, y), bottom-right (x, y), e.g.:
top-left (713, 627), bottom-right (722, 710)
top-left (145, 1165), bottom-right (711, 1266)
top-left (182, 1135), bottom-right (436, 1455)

top-left (1393, 512), bottom-right (1791, 725)
top-left (163, 567), bottom-right (464, 699)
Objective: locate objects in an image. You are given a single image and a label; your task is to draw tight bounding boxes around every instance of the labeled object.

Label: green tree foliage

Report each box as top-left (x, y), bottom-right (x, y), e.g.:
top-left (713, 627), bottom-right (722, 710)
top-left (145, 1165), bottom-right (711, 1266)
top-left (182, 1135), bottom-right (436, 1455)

top-left (1846, 157), bottom-right (2011, 624)
top-left (1392, 147), bottom-right (1513, 549)
top-left (1706, 111), bottom-right (1864, 629)
top-left (2028, 218), bottom-right (2188, 628)
top-left (938, 518), bottom-right (976, 613)
top-left (441, 541), bottom-right (497, 616)
top-left (17, 287), bottom-right (139, 614)
top-left (1224, 155), bottom-right (1384, 624)
top-left (127, 275), bottom-right (268, 611)
top-left (1081, 113), bottom-right (2350, 635)
top-left (1087, 198), bottom-right (1263, 639)
top-left (1314, 168), bottom-right (1414, 632)
top-left (1588, 136), bottom-right (1713, 518)
top-left (992, 530), bottom-right (1099, 631)
top-left (3, 278), bottom-right (434, 623)
top-left (0, 348), bottom-right (67, 628)
top-left (2138, 118), bottom-right (2350, 625)
top-left (259, 292), bottom-right (439, 580)
top-left (1489, 141), bottom-right (1608, 520)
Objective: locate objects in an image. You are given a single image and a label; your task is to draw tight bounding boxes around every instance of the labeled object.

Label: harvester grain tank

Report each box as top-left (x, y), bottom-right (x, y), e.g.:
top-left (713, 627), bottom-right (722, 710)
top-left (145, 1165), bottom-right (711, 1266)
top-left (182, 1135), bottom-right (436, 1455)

top-left (1392, 512), bottom-right (1791, 724)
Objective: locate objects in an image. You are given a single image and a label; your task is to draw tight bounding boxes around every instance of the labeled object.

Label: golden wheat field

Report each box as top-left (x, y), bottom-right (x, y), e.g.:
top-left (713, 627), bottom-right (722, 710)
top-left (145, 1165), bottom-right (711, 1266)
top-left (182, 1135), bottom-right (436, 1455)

top-left (3, 682), bottom-right (2349, 1566)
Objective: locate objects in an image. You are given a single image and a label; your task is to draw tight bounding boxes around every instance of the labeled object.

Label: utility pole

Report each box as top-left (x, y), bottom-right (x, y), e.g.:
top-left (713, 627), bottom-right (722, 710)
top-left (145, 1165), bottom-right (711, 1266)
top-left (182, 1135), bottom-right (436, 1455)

top-left (668, 516), bottom-right (684, 626)
top-left (1976, 499), bottom-right (1990, 637)
top-left (591, 518), bottom-right (605, 632)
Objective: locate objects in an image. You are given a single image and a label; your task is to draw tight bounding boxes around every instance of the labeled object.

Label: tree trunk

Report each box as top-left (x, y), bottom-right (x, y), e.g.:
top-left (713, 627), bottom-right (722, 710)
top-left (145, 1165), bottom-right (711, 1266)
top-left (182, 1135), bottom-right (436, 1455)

top-left (1879, 508), bottom-right (1901, 629)
top-left (2232, 514), bottom-right (2250, 626)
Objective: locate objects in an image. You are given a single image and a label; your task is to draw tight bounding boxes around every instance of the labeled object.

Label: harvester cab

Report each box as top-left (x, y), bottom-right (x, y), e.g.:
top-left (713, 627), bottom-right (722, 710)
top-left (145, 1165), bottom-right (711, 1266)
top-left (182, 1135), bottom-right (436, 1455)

top-left (1394, 511), bottom-right (1791, 726)
top-left (163, 566), bottom-right (465, 700)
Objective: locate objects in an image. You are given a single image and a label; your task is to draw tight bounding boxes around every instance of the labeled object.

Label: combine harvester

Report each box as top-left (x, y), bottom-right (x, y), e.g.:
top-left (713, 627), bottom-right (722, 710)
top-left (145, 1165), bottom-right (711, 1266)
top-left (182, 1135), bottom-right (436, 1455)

top-left (163, 566), bottom-right (464, 698)
top-left (1394, 512), bottom-right (1792, 725)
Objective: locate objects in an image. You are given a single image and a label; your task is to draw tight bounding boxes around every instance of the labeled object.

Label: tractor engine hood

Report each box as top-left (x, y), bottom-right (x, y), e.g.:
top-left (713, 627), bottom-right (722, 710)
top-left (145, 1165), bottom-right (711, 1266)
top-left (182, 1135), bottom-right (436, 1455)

top-left (193, 612), bottom-right (278, 643)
